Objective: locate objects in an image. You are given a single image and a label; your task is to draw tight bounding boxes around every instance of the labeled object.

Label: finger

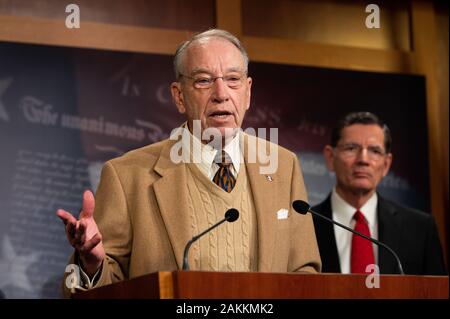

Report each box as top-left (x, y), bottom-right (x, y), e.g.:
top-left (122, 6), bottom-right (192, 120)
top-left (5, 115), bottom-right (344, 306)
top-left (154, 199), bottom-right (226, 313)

top-left (57, 209), bottom-right (77, 240)
top-left (66, 221), bottom-right (77, 240)
top-left (79, 220), bottom-right (87, 245)
top-left (80, 190), bottom-right (95, 219)
top-left (56, 209), bottom-right (77, 226)
top-left (79, 233), bottom-right (102, 253)
top-left (74, 221), bottom-right (86, 245)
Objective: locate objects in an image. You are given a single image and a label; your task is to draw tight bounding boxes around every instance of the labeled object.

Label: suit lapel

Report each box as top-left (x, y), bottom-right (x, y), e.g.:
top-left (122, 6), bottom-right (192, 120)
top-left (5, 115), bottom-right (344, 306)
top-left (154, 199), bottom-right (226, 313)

top-left (153, 138), bottom-right (191, 270)
top-left (243, 134), bottom-right (278, 271)
top-left (377, 195), bottom-right (402, 274)
top-left (313, 196), bottom-right (341, 273)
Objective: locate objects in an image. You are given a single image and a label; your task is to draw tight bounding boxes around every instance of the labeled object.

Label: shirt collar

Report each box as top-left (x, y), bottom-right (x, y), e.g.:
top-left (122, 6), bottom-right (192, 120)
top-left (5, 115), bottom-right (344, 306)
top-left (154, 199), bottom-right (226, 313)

top-left (331, 188), bottom-right (378, 227)
top-left (221, 134), bottom-right (241, 171)
top-left (180, 122), bottom-right (242, 179)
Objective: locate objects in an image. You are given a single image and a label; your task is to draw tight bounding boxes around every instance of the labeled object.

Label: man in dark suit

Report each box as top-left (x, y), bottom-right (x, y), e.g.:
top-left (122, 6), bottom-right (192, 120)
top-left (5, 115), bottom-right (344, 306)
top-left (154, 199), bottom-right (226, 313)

top-left (313, 112), bottom-right (445, 275)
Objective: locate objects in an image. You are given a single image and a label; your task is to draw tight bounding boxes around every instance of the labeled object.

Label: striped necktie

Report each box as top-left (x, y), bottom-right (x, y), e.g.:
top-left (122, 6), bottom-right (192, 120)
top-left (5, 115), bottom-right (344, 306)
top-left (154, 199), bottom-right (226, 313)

top-left (213, 150), bottom-right (236, 193)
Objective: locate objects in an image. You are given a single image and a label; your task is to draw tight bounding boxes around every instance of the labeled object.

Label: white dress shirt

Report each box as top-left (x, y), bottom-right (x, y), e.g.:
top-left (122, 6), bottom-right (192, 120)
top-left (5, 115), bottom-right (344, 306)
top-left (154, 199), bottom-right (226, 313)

top-left (181, 124), bottom-right (242, 179)
top-left (331, 188), bottom-right (378, 274)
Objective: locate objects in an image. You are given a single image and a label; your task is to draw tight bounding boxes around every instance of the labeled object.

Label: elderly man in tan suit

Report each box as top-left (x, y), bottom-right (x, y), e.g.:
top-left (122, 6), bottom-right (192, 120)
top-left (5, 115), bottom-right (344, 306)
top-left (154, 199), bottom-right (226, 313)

top-left (57, 29), bottom-right (321, 296)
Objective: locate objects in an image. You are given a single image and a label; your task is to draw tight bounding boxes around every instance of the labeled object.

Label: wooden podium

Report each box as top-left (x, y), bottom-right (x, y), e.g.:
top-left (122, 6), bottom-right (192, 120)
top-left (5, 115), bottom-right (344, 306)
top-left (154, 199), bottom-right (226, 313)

top-left (73, 271), bottom-right (448, 299)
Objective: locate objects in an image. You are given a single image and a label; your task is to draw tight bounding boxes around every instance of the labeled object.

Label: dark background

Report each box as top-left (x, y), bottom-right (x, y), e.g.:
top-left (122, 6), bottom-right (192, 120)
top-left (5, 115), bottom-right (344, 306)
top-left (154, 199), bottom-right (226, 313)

top-left (0, 41), bottom-right (428, 298)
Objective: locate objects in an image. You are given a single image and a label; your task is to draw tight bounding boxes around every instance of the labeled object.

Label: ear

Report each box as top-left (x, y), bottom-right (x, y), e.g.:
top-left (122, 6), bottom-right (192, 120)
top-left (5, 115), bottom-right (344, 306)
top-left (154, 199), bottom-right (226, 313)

top-left (245, 77), bottom-right (252, 110)
top-left (323, 145), bottom-right (335, 172)
top-left (170, 82), bottom-right (186, 114)
top-left (382, 152), bottom-right (393, 177)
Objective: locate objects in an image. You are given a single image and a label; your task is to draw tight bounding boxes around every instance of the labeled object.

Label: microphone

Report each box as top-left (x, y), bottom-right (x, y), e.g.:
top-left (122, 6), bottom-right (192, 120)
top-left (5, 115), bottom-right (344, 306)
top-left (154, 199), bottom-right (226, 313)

top-left (292, 200), bottom-right (404, 275)
top-left (182, 208), bottom-right (239, 270)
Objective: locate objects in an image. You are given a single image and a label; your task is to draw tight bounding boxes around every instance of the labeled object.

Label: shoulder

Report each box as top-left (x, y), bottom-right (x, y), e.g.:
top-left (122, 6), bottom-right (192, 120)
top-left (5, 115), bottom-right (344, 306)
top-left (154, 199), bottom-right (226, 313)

top-left (311, 195), bottom-right (332, 214)
top-left (379, 195), bottom-right (436, 224)
top-left (105, 138), bottom-right (172, 170)
top-left (244, 133), bottom-right (298, 162)
top-left (243, 133), bottom-right (300, 180)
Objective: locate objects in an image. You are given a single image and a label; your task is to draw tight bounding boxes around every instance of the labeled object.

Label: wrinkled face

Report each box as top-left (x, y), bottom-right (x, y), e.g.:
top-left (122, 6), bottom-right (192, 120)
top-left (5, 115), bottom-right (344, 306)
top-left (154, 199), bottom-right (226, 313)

top-left (170, 38), bottom-right (252, 140)
top-left (324, 124), bottom-right (392, 196)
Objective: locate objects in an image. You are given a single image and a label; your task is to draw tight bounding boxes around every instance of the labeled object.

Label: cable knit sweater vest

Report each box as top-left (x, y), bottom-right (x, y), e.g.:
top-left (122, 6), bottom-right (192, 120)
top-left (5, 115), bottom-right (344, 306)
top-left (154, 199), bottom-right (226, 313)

top-left (185, 162), bottom-right (258, 271)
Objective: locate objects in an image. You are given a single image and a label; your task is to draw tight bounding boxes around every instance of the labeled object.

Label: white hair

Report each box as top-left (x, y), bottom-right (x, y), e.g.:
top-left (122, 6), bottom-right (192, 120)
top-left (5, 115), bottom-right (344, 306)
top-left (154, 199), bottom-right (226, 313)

top-left (173, 29), bottom-right (249, 79)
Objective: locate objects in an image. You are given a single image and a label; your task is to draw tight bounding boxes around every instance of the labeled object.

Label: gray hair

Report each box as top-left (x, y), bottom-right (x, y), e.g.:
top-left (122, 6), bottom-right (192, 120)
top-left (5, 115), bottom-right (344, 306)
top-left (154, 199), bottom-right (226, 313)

top-left (173, 29), bottom-right (249, 79)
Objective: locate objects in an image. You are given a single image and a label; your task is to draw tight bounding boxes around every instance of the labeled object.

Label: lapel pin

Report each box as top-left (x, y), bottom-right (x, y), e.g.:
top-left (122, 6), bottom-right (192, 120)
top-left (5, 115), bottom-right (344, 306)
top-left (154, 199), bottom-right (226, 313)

top-left (266, 175), bottom-right (273, 182)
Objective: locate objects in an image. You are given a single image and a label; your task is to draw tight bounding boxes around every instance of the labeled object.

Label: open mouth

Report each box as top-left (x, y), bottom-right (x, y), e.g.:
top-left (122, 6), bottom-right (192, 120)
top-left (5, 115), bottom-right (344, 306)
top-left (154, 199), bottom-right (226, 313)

top-left (209, 111), bottom-right (232, 118)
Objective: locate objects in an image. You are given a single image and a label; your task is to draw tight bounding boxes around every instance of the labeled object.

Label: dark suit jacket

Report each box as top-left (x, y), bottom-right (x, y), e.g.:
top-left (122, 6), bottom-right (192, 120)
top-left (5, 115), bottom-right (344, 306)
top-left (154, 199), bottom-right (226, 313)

top-left (312, 194), bottom-right (446, 275)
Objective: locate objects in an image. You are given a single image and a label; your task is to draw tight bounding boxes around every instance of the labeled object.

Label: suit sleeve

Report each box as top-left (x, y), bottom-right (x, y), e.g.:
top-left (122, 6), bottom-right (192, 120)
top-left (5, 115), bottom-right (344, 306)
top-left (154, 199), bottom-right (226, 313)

top-left (63, 161), bottom-right (132, 297)
top-left (424, 215), bottom-right (446, 275)
top-left (288, 153), bottom-right (322, 273)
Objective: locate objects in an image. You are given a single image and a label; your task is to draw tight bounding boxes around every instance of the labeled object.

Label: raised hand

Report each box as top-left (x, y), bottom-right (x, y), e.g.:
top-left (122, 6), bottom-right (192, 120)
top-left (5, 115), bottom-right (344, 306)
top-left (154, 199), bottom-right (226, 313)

top-left (57, 190), bottom-right (105, 276)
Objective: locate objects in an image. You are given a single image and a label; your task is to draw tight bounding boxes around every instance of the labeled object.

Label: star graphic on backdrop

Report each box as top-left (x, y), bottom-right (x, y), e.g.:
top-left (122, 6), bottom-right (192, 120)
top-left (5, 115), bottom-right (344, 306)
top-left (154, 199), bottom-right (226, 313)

top-left (0, 235), bottom-right (39, 292)
top-left (0, 78), bottom-right (13, 123)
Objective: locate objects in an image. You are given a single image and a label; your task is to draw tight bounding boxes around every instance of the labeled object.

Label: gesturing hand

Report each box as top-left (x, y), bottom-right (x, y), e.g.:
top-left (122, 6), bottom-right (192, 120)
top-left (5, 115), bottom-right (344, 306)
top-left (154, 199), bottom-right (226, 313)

top-left (57, 190), bottom-right (105, 276)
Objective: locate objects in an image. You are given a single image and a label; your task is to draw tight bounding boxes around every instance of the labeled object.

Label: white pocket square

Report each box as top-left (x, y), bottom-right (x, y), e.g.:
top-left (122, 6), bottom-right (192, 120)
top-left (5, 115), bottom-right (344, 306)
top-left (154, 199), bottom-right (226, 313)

top-left (276, 209), bottom-right (289, 220)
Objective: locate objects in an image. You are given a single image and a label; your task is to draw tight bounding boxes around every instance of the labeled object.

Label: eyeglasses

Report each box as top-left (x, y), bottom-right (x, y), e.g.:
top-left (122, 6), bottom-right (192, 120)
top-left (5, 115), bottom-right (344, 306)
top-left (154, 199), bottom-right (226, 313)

top-left (335, 143), bottom-right (387, 161)
top-left (179, 72), bottom-right (247, 89)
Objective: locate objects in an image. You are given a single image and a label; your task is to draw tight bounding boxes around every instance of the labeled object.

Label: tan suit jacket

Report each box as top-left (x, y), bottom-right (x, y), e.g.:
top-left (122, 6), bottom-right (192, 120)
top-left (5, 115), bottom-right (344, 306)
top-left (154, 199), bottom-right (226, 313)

top-left (64, 133), bottom-right (321, 295)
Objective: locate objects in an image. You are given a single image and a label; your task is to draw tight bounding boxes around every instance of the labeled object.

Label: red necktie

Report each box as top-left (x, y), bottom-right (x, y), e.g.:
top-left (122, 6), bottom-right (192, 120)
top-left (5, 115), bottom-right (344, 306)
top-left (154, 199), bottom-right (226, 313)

top-left (351, 210), bottom-right (375, 274)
